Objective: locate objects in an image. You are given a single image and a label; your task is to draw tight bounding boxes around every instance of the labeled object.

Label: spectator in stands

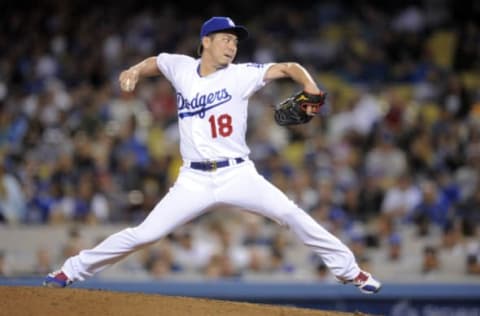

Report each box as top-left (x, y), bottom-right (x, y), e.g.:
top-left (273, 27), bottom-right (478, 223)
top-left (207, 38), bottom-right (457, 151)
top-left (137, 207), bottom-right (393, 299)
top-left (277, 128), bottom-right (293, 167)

top-left (434, 168), bottom-right (461, 208)
top-left (433, 123), bottom-right (465, 173)
top-left (107, 87), bottom-right (151, 140)
top-left (441, 75), bottom-right (472, 121)
top-left (72, 172), bottom-right (110, 224)
top-left (143, 241), bottom-right (176, 279)
top-left (421, 245), bottom-right (440, 275)
top-left (310, 201), bottom-right (350, 237)
top-left (0, 251), bottom-right (7, 276)
top-left (405, 126), bottom-right (434, 176)
top-left (364, 130), bottom-right (407, 187)
top-left (287, 167), bottom-right (317, 211)
top-left (347, 231), bottom-right (371, 271)
top-left (61, 227), bottom-right (88, 261)
top-left (379, 172), bottom-right (422, 238)
top-left (441, 220), bottom-right (464, 256)
top-left (171, 228), bottom-right (214, 274)
top-left (457, 186), bottom-right (480, 237)
top-left (33, 246), bottom-right (53, 276)
top-left (383, 88), bottom-right (408, 134)
top-left (328, 99), bottom-right (357, 144)
top-left (411, 180), bottom-right (453, 236)
top-left (266, 230), bottom-right (295, 276)
top-left (204, 253), bottom-right (238, 279)
top-left (314, 259), bottom-right (336, 283)
top-left (0, 158), bottom-right (27, 224)
top-left (466, 241), bottom-right (480, 275)
top-left (453, 21), bottom-right (480, 72)
top-left (356, 174), bottom-right (384, 221)
top-left (267, 247), bottom-right (295, 276)
top-left (341, 184), bottom-right (365, 222)
top-left (148, 256), bottom-right (172, 279)
top-left (461, 127), bottom-right (480, 198)
top-left (259, 149), bottom-right (295, 184)
top-left (242, 214), bottom-right (272, 247)
top-left (329, 134), bottom-right (361, 198)
top-left (351, 91), bottom-right (383, 137)
top-left (387, 233), bottom-right (402, 262)
top-left (147, 79), bottom-right (177, 123)
top-left (209, 222), bottom-right (254, 276)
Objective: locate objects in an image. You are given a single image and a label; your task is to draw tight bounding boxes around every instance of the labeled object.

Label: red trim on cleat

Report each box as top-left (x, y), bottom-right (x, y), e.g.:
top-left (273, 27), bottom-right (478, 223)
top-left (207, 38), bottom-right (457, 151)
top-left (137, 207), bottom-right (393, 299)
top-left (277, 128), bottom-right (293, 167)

top-left (43, 270), bottom-right (73, 288)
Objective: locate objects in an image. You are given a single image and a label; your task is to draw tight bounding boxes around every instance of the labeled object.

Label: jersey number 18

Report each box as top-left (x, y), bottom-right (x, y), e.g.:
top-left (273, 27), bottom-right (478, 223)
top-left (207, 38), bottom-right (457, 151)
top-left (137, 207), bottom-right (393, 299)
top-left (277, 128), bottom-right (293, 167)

top-left (208, 114), bottom-right (233, 138)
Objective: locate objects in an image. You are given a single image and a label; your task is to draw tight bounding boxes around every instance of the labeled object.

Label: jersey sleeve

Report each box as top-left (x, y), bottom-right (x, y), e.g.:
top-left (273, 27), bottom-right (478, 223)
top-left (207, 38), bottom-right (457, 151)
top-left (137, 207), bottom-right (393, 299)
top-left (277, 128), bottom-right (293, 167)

top-left (156, 53), bottom-right (193, 86)
top-left (237, 63), bottom-right (274, 99)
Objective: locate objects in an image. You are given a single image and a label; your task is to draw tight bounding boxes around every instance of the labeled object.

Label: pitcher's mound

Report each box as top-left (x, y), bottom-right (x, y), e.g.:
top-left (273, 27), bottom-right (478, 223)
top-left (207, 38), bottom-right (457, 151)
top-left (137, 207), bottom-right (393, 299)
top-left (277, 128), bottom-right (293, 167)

top-left (0, 286), bottom-right (365, 316)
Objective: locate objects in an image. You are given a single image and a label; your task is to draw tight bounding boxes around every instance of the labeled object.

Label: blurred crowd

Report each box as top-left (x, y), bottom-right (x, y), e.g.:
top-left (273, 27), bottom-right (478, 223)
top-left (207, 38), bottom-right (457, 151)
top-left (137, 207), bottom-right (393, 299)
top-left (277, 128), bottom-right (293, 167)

top-left (1, 0), bottom-right (480, 281)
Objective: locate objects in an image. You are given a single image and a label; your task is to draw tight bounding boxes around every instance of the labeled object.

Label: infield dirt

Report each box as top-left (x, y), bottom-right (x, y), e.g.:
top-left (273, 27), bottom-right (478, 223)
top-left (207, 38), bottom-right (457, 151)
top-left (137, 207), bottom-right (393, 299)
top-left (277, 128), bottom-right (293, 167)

top-left (0, 286), bottom-right (369, 316)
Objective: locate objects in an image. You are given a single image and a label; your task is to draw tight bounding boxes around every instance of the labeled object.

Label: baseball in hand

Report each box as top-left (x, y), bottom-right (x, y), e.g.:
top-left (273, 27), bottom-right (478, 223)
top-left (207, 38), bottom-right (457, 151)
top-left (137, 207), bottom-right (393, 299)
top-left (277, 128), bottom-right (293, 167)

top-left (125, 78), bottom-right (131, 91)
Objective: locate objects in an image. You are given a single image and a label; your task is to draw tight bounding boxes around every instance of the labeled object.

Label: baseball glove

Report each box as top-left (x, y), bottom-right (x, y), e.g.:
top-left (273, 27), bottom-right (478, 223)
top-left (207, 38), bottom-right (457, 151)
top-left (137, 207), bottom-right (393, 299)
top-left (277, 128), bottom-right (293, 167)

top-left (273, 90), bottom-right (327, 126)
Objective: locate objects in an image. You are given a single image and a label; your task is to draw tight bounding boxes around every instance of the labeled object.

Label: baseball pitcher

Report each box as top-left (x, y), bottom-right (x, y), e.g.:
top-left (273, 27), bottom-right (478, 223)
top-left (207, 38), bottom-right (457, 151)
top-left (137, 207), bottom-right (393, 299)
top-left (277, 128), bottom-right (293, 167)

top-left (44, 16), bottom-right (381, 294)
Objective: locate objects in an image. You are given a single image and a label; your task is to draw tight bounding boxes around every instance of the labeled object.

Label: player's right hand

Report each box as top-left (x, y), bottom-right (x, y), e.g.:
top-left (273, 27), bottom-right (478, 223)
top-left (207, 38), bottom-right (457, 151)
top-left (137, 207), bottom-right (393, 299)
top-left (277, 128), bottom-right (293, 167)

top-left (119, 69), bottom-right (139, 92)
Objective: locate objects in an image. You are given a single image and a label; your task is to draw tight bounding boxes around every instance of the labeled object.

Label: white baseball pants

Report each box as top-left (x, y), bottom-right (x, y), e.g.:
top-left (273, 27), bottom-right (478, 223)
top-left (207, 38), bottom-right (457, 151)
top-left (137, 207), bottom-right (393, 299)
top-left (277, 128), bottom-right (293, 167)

top-left (62, 160), bottom-right (360, 281)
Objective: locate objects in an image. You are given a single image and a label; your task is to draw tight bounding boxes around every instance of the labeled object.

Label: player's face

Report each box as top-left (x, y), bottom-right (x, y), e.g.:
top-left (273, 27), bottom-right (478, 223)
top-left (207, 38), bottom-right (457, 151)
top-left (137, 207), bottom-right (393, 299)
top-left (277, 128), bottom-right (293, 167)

top-left (208, 33), bottom-right (239, 66)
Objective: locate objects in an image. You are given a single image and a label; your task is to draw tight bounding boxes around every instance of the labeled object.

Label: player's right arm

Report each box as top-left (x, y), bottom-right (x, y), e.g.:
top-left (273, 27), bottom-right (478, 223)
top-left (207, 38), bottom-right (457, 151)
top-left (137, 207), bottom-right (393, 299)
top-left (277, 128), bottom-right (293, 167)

top-left (119, 56), bottom-right (160, 92)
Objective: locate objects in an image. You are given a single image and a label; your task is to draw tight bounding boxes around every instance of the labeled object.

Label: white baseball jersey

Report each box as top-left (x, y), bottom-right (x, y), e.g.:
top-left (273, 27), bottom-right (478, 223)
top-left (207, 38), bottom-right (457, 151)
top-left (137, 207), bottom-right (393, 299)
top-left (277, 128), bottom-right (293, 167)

top-left (156, 53), bottom-right (273, 161)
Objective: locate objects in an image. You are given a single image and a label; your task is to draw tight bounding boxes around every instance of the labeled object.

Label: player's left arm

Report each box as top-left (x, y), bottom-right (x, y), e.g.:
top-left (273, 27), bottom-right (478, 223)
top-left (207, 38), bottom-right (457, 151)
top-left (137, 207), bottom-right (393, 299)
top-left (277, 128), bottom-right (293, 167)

top-left (264, 62), bottom-right (322, 95)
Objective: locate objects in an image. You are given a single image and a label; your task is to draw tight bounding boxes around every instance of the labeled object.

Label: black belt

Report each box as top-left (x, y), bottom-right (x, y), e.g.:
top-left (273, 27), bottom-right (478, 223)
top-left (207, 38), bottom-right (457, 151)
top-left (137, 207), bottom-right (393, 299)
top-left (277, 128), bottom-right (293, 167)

top-left (190, 158), bottom-right (244, 171)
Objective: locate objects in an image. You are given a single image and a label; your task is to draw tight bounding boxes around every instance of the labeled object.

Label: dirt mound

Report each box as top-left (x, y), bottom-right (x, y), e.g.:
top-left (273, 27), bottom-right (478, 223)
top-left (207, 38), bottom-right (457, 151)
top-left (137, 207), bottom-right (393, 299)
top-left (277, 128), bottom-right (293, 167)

top-left (0, 286), bottom-right (364, 316)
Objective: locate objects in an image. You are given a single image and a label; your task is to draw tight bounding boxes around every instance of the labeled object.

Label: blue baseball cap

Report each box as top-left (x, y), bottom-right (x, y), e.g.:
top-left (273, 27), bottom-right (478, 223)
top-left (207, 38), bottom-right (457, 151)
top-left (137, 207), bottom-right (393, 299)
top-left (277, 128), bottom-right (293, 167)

top-left (200, 16), bottom-right (248, 40)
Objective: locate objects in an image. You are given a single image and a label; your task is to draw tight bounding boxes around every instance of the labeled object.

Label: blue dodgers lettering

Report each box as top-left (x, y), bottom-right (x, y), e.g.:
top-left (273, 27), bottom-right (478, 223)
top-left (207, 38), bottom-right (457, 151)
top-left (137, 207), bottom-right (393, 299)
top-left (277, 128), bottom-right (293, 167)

top-left (246, 63), bottom-right (264, 68)
top-left (177, 89), bottom-right (232, 119)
